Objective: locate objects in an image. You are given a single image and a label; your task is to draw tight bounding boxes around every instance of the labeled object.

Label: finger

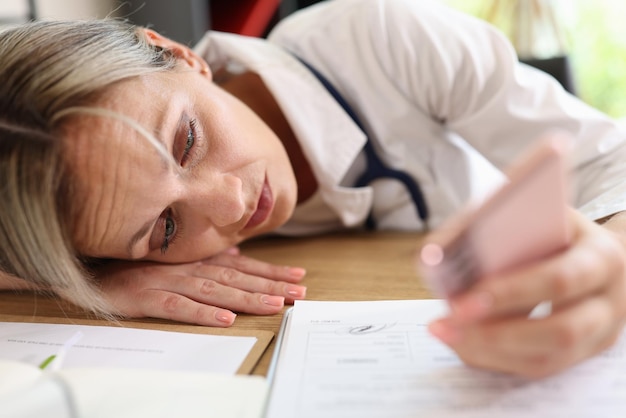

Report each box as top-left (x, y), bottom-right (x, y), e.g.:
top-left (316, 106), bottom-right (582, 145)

top-left (442, 327), bottom-right (619, 379)
top-left (456, 322), bottom-right (622, 379)
top-left (203, 252), bottom-right (306, 283)
top-left (138, 289), bottom-right (238, 327)
top-left (151, 274), bottom-right (287, 315)
top-left (223, 246), bottom-right (240, 256)
top-left (192, 264), bottom-right (307, 300)
top-left (431, 297), bottom-right (621, 378)
top-left (478, 296), bottom-right (612, 356)
top-left (449, 227), bottom-right (623, 323)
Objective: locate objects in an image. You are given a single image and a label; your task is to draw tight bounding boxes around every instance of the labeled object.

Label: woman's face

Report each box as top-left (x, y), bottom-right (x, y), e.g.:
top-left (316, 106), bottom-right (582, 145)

top-left (63, 64), bottom-right (297, 263)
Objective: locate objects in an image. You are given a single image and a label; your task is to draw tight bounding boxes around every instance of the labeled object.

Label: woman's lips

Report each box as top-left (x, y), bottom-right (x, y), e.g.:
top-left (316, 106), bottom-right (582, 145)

top-left (244, 178), bottom-right (273, 230)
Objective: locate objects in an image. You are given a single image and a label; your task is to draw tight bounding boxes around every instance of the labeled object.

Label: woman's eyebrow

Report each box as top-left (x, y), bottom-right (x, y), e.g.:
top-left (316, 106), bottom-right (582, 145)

top-left (127, 217), bottom-right (158, 259)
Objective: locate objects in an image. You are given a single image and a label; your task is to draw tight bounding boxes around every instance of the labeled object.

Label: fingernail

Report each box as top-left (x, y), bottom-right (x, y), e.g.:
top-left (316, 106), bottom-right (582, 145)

top-left (225, 247), bottom-right (240, 256)
top-left (451, 292), bottom-right (493, 321)
top-left (216, 310), bottom-right (236, 325)
top-left (261, 295), bottom-right (285, 307)
top-left (286, 285), bottom-right (307, 298)
top-left (287, 267), bottom-right (306, 279)
top-left (428, 319), bottom-right (463, 345)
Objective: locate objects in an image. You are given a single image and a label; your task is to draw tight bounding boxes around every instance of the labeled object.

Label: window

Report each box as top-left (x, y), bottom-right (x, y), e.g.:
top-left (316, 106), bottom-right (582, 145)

top-left (444, 0), bottom-right (626, 118)
top-left (0, 0), bottom-right (34, 26)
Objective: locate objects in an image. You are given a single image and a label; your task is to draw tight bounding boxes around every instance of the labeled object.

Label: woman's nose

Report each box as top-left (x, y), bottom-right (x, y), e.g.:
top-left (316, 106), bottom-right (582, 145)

top-left (191, 173), bottom-right (246, 227)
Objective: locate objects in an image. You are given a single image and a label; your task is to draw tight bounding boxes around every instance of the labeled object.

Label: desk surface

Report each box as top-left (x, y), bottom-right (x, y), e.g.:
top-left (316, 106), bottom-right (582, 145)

top-left (0, 232), bottom-right (432, 375)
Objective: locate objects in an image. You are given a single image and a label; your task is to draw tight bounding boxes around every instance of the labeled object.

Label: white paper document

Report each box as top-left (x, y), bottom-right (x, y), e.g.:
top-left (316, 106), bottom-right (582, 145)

top-left (265, 299), bottom-right (626, 418)
top-left (0, 322), bottom-right (256, 374)
top-left (0, 361), bottom-right (268, 418)
top-left (0, 322), bottom-right (267, 418)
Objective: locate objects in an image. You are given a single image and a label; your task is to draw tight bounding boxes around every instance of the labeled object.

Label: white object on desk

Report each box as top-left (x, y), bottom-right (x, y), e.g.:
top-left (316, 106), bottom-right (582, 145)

top-left (0, 321), bottom-right (269, 418)
top-left (0, 321), bottom-right (257, 374)
top-left (0, 361), bottom-right (268, 418)
top-left (265, 299), bottom-right (626, 418)
top-left (0, 322), bottom-right (267, 418)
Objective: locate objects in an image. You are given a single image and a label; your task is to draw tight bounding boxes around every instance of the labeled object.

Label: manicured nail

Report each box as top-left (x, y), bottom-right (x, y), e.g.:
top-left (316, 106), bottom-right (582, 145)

top-left (216, 310), bottom-right (236, 325)
top-left (262, 295), bottom-right (285, 307)
top-left (287, 267), bottom-right (306, 279)
top-left (451, 292), bottom-right (493, 321)
top-left (428, 319), bottom-right (463, 345)
top-left (286, 285), bottom-right (307, 298)
top-left (225, 246), bottom-right (240, 255)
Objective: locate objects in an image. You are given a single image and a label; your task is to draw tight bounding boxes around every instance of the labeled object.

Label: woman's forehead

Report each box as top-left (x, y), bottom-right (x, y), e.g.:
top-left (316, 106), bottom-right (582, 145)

top-left (64, 75), bottom-right (187, 150)
top-left (61, 107), bottom-right (173, 259)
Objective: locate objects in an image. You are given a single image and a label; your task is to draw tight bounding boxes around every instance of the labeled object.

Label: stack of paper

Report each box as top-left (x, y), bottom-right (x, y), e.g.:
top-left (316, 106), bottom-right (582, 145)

top-left (0, 320), bottom-right (272, 418)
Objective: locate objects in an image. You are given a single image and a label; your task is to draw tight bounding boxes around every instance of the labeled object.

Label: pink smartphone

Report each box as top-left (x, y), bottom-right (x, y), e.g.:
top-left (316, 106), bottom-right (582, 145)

top-left (418, 133), bottom-right (572, 299)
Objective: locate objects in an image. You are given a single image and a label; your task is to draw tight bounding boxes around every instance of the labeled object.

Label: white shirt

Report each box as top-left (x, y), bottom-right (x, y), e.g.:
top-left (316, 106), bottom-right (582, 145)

top-left (195, 0), bottom-right (626, 235)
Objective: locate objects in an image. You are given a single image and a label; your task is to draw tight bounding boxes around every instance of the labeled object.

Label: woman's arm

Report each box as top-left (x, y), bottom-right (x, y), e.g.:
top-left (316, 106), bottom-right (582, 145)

top-left (271, 0), bottom-right (626, 221)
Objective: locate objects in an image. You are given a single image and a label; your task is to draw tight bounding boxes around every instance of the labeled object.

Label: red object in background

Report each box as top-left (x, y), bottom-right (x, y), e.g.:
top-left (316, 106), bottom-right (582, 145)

top-left (210, 0), bottom-right (281, 37)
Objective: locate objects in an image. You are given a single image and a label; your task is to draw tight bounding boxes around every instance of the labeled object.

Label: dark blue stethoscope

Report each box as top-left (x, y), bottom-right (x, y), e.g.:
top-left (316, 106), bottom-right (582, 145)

top-left (295, 56), bottom-right (429, 229)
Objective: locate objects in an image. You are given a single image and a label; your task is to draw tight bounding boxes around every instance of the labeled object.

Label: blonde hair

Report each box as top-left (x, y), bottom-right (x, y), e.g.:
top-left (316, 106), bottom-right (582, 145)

top-left (0, 19), bottom-right (178, 317)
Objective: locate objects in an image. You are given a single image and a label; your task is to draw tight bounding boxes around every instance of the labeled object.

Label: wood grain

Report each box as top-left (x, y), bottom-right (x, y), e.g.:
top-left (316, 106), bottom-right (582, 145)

top-left (0, 232), bottom-right (432, 375)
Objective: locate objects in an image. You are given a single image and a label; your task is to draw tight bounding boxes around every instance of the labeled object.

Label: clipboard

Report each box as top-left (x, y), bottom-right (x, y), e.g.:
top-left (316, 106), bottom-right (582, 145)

top-left (263, 307), bottom-right (292, 418)
top-left (266, 307), bottom-right (292, 384)
top-left (0, 314), bottom-right (273, 375)
top-left (257, 300), bottom-right (626, 417)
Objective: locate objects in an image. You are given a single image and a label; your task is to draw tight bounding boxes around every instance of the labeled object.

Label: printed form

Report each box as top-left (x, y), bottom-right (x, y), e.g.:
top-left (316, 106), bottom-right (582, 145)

top-left (265, 299), bottom-right (626, 418)
top-left (0, 322), bottom-right (257, 374)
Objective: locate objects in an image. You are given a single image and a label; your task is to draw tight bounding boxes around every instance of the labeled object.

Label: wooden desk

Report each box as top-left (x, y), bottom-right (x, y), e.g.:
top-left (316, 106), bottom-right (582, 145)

top-left (0, 232), bottom-right (432, 375)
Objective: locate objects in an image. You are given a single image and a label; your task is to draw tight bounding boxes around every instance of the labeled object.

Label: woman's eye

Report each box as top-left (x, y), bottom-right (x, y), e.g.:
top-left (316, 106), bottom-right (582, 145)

top-left (161, 211), bottom-right (176, 254)
top-left (181, 119), bottom-right (197, 165)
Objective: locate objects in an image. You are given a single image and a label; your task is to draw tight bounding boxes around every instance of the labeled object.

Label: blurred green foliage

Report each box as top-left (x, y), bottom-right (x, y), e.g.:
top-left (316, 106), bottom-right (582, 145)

top-left (444, 0), bottom-right (626, 118)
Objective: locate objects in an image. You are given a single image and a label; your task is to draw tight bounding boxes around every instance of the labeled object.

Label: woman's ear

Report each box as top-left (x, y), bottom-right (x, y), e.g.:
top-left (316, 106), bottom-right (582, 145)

top-left (141, 28), bottom-right (211, 77)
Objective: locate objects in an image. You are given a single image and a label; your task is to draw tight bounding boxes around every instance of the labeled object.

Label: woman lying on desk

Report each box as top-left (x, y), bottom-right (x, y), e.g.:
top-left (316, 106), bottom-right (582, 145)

top-left (1, 0), bottom-right (625, 378)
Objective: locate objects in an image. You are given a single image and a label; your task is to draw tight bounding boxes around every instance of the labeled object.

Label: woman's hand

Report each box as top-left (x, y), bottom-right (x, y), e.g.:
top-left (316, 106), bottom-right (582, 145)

top-left (428, 209), bottom-right (626, 378)
top-left (96, 246), bottom-right (307, 327)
